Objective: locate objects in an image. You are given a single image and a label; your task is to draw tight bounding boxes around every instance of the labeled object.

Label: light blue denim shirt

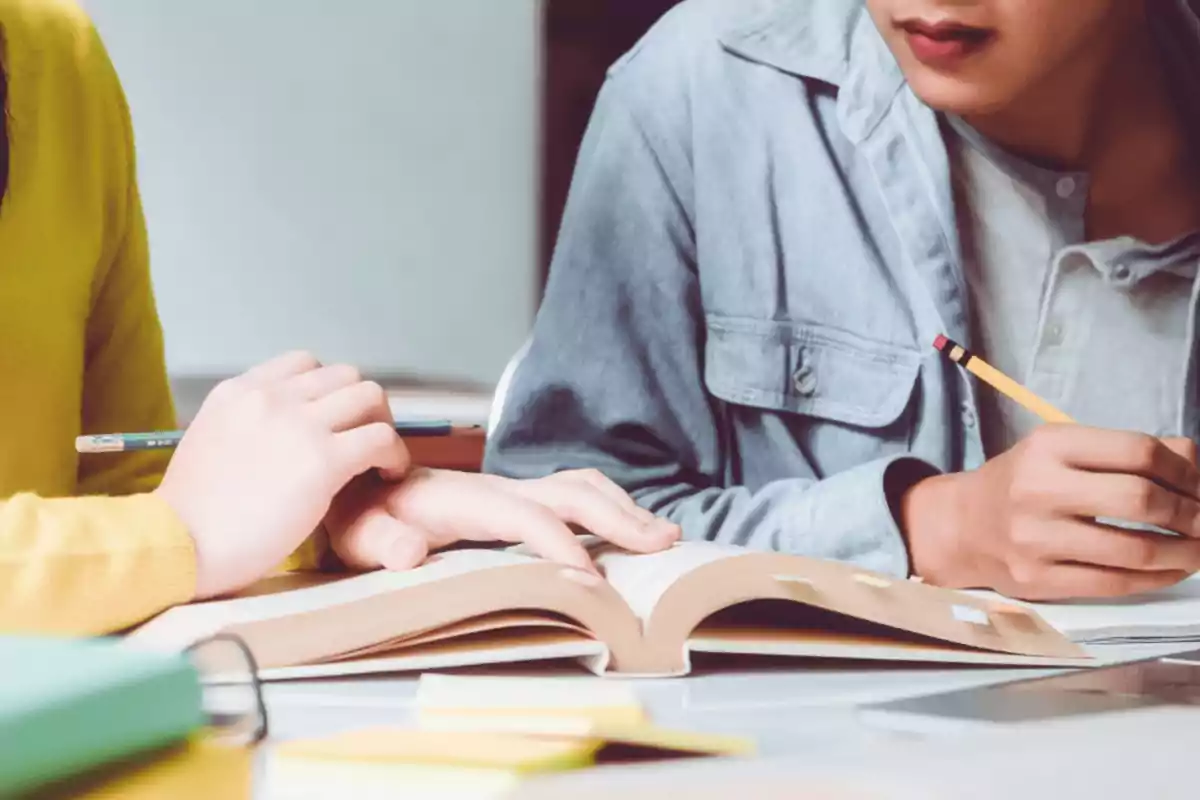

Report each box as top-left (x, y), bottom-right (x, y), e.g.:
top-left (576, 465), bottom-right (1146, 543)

top-left (486, 0), bottom-right (1200, 577)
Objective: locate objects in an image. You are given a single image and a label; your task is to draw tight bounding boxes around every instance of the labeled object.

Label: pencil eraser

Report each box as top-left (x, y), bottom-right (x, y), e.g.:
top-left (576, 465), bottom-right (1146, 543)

top-left (932, 334), bottom-right (949, 352)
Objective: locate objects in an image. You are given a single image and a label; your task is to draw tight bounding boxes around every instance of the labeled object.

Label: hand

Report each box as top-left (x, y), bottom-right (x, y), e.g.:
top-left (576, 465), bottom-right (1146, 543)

top-left (901, 426), bottom-right (1200, 600)
top-left (154, 352), bottom-right (409, 599)
top-left (323, 468), bottom-right (682, 576)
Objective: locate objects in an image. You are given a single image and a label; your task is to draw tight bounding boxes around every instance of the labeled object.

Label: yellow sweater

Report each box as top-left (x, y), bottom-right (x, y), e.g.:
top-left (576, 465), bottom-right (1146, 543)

top-left (0, 0), bottom-right (327, 637)
top-left (0, 0), bottom-right (194, 635)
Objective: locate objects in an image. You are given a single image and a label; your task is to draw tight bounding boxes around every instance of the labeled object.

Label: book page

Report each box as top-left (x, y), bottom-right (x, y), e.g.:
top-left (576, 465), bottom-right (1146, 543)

top-left (968, 574), bottom-right (1200, 643)
top-left (969, 574), bottom-right (1200, 642)
top-left (127, 548), bottom-right (539, 651)
top-left (592, 542), bottom-right (748, 623)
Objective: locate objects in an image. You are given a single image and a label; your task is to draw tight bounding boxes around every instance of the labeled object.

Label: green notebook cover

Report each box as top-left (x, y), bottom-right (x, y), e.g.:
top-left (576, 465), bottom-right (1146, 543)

top-left (0, 636), bottom-right (204, 797)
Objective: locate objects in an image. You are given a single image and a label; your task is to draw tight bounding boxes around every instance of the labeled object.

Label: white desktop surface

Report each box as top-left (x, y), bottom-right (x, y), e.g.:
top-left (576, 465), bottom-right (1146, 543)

top-left (254, 643), bottom-right (1199, 798)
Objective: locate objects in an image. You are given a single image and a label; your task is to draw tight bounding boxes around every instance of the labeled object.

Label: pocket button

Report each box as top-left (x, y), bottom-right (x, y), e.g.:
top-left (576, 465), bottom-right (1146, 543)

top-left (792, 364), bottom-right (817, 396)
top-left (962, 403), bottom-right (977, 429)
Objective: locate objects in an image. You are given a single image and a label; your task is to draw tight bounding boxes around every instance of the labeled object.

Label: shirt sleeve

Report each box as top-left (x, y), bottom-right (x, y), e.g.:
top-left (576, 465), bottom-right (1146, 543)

top-left (75, 26), bottom-right (175, 498)
top-left (73, 28), bottom-right (327, 577)
top-left (484, 74), bottom-right (919, 577)
top-left (0, 493), bottom-right (196, 635)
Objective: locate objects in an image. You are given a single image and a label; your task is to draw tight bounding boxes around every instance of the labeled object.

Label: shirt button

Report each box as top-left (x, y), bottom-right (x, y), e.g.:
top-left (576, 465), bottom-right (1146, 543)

top-left (1112, 263), bottom-right (1132, 282)
top-left (962, 404), bottom-right (977, 429)
top-left (1055, 177), bottom-right (1077, 198)
top-left (1045, 322), bottom-right (1064, 346)
top-left (792, 365), bottom-right (817, 396)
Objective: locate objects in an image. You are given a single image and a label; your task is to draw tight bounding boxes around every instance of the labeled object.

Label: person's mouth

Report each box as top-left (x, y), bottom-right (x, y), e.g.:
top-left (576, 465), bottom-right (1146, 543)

top-left (896, 19), bottom-right (997, 68)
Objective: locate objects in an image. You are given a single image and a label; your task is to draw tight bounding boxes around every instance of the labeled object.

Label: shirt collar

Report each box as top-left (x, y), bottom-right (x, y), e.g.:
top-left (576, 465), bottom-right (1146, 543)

top-left (718, 0), bottom-right (1200, 143)
top-left (718, 0), bottom-right (904, 142)
top-left (718, 0), bottom-right (863, 87)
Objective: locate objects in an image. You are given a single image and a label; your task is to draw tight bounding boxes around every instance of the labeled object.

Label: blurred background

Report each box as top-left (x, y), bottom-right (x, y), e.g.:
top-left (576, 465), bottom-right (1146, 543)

top-left (80, 0), bottom-right (680, 423)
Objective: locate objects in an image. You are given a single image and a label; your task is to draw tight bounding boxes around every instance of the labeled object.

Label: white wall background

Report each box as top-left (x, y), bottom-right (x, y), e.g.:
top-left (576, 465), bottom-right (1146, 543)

top-left (83, 0), bottom-right (541, 384)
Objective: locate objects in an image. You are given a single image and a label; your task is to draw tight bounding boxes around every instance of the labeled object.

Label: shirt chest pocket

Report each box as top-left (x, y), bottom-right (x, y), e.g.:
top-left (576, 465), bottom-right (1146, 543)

top-left (703, 315), bottom-right (921, 477)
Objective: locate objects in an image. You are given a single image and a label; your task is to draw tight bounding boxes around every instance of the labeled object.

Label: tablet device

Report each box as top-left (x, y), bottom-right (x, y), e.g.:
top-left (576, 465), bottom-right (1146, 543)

top-left (860, 649), bottom-right (1200, 733)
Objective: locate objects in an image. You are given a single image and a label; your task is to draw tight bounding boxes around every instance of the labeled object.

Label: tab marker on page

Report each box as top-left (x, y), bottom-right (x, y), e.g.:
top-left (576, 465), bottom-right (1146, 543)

top-left (952, 604), bottom-right (990, 626)
top-left (988, 601), bottom-right (1029, 615)
top-left (854, 574), bottom-right (891, 589)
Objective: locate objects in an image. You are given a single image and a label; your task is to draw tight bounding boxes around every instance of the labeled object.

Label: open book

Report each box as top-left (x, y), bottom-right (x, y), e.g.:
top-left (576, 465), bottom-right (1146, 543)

top-left (971, 574), bottom-right (1200, 646)
top-left (127, 542), bottom-right (1091, 680)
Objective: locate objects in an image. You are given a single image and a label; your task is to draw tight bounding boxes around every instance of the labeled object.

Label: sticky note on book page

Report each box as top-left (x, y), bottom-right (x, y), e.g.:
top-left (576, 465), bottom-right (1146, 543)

top-left (952, 604), bottom-right (991, 626)
top-left (416, 674), bottom-right (645, 728)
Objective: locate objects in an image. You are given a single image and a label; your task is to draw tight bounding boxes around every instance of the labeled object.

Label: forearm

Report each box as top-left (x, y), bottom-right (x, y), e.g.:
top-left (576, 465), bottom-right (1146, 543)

top-left (632, 456), bottom-right (933, 576)
top-left (0, 493), bottom-right (196, 635)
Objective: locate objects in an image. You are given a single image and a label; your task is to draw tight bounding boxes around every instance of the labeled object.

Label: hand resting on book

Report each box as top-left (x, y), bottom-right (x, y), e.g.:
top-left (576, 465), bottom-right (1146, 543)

top-left (324, 468), bottom-right (681, 577)
top-left (152, 350), bottom-right (678, 603)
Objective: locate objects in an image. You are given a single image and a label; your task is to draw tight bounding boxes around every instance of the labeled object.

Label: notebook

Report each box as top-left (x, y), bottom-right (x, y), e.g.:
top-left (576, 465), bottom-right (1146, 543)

top-left (126, 541), bottom-right (1090, 680)
top-left (971, 574), bottom-right (1200, 646)
top-left (0, 637), bottom-right (204, 797)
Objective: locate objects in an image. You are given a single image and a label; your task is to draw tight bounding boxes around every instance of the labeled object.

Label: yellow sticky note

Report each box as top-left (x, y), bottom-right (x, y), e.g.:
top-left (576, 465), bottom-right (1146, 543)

top-left (589, 722), bottom-right (756, 757)
top-left (276, 729), bottom-right (600, 774)
top-left (416, 716), bottom-right (755, 759)
top-left (416, 674), bottom-right (646, 727)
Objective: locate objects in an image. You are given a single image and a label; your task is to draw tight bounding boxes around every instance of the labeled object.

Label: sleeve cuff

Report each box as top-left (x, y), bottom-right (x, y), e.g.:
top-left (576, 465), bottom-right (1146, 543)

top-left (132, 493), bottom-right (199, 608)
top-left (279, 526), bottom-right (334, 573)
top-left (0, 493), bottom-right (198, 635)
top-left (781, 455), bottom-right (941, 578)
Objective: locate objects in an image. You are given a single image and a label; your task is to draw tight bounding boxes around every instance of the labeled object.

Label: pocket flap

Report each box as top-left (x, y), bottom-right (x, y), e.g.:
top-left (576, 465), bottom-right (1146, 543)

top-left (704, 316), bottom-right (921, 429)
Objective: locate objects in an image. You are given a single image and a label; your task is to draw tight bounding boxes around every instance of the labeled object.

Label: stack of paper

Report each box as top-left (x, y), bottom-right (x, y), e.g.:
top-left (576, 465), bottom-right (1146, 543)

top-left (266, 675), bottom-right (753, 799)
top-left (414, 674), bottom-right (754, 757)
top-left (973, 574), bottom-right (1200, 646)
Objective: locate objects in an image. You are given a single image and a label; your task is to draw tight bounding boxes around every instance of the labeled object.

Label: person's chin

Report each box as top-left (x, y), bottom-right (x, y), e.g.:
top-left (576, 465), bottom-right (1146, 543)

top-left (903, 71), bottom-right (1013, 117)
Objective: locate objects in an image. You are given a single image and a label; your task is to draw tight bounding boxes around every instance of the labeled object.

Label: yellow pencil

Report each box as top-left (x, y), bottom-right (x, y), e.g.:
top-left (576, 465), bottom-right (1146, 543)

top-left (933, 334), bottom-right (1075, 424)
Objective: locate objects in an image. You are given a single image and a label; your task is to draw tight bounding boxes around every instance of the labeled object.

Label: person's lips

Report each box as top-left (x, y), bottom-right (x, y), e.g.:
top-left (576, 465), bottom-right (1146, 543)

top-left (897, 19), bottom-right (996, 68)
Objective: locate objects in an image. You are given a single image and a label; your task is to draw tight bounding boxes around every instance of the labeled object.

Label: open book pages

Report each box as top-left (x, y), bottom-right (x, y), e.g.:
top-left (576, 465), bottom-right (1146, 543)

top-left (129, 548), bottom-right (543, 651)
top-left (968, 574), bottom-right (1200, 645)
top-left (126, 542), bottom-right (1090, 680)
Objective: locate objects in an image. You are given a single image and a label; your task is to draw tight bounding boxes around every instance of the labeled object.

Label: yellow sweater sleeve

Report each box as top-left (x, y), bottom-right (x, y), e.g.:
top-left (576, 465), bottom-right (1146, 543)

top-left (73, 12), bottom-right (176, 498)
top-left (0, 493), bottom-right (196, 636)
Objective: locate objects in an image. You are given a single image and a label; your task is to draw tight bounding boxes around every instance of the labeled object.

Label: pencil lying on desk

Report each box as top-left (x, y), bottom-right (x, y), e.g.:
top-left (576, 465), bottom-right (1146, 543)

top-left (932, 335), bottom-right (1075, 424)
top-left (76, 420), bottom-right (475, 454)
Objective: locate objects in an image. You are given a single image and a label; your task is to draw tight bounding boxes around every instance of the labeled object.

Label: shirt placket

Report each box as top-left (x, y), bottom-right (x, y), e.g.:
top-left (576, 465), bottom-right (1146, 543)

top-left (852, 93), bottom-right (984, 471)
top-left (1026, 175), bottom-right (1090, 414)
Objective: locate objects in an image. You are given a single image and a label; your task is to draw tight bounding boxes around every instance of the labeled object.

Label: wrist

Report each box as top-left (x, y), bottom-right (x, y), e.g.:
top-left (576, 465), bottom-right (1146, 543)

top-left (152, 486), bottom-right (211, 601)
top-left (898, 472), bottom-right (972, 587)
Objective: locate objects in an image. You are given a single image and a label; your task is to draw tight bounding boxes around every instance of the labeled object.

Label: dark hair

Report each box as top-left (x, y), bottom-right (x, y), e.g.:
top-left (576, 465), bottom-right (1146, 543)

top-left (0, 29), bottom-right (8, 211)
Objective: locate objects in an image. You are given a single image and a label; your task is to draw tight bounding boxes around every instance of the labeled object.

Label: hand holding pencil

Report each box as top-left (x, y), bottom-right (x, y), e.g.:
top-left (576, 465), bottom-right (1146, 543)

top-left (136, 352), bottom-right (678, 600)
top-left (897, 336), bottom-right (1200, 601)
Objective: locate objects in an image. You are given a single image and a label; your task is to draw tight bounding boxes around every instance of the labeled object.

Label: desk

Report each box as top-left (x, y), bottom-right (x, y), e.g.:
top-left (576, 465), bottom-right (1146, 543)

top-left (253, 643), bottom-right (1199, 798)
